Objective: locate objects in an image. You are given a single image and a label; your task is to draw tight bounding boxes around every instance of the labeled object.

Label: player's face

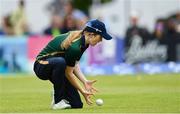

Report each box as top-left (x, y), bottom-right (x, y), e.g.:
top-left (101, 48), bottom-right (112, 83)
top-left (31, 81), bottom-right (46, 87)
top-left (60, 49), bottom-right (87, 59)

top-left (86, 32), bottom-right (102, 46)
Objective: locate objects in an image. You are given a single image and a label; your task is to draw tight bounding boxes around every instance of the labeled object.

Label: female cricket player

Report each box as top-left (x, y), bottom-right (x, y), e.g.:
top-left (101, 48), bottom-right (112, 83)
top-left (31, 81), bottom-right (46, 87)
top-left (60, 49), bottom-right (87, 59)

top-left (33, 19), bottom-right (112, 109)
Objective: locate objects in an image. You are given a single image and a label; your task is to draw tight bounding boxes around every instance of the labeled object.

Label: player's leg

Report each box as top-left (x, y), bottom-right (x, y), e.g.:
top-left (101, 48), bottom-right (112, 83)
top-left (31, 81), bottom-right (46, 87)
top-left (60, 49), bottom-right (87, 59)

top-left (33, 60), bottom-right (52, 80)
top-left (64, 76), bottom-right (83, 108)
top-left (34, 57), bottom-right (71, 109)
top-left (47, 57), bottom-right (66, 104)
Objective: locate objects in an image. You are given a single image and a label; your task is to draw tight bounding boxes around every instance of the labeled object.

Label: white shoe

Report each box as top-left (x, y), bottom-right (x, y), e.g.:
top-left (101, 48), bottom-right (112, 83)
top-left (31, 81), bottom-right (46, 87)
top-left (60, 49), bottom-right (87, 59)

top-left (52, 99), bottom-right (71, 110)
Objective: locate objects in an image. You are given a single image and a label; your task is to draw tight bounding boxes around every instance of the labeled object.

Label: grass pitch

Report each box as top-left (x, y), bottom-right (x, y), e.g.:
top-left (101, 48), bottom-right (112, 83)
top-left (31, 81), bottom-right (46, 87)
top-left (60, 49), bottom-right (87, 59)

top-left (0, 73), bottom-right (180, 113)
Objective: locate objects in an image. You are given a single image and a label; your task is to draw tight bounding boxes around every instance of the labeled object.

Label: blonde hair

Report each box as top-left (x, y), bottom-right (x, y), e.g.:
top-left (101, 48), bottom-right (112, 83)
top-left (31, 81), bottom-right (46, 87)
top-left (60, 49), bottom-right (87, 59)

top-left (61, 30), bottom-right (82, 49)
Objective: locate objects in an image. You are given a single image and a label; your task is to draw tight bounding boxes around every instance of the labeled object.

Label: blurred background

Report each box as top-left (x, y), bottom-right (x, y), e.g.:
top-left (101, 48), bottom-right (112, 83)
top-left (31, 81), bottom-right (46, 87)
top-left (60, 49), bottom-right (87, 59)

top-left (0, 0), bottom-right (180, 75)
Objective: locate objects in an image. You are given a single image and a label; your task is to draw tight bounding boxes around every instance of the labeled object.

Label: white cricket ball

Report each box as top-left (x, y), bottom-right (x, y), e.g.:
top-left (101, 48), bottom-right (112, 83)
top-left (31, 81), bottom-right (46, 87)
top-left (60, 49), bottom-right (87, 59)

top-left (96, 98), bottom-right (103, 106)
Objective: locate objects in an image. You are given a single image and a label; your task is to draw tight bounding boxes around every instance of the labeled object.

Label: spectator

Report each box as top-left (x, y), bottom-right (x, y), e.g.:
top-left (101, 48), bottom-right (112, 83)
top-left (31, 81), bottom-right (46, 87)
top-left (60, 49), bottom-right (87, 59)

top-left (47, 0), bottom-right (88, 30)
top-left (1, 15), bottom-right (14, 35)
top-left (125, 11), bottom-right (152, 50)
top-left (10, 0), bottom-right (29, 35)
top-left (152, 18), bottom-right (167, 44)
top-left (61, 14), bottom-right (77, 33)
top-left (44, 14), bottom-right (64, 37)
top-left (165, 18), bottom-right (180, 62)
top-left (46, 0), bottom-right (65, 15)
top-left (63, 1), bottom-right (88, 29)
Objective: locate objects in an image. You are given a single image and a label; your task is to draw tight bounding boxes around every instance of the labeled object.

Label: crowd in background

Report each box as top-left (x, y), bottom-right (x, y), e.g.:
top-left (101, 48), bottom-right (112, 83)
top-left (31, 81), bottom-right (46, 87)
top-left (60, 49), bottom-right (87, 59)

top-left (43, 0), bottom-right (88, 37)
top-left (0, 0), bottom-right (180, 62)
top-left (125, 11), bottom-right (180, 62)
top-left (0, 0), bottom-right (88, 37)
top-left (0, 0), bottom-right (29, 35)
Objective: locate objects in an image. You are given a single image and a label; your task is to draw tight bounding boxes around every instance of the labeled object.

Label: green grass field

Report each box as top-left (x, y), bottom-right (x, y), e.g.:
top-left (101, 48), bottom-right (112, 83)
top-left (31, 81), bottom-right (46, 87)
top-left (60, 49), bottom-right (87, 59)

top-left (0, 73), bottom-right (180, 113)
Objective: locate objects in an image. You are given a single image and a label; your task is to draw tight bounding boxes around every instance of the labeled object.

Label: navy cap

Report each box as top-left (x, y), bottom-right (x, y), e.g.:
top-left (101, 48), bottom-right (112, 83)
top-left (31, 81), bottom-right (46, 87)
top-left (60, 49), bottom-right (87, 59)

top-left (84, 19), bottom-right (112, 40)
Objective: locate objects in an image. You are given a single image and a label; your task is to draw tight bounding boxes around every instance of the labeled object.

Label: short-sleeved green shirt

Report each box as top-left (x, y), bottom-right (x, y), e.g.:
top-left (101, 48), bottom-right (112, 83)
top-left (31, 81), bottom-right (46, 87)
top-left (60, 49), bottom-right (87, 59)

top-left (36, 32), bottom-right (88, 67)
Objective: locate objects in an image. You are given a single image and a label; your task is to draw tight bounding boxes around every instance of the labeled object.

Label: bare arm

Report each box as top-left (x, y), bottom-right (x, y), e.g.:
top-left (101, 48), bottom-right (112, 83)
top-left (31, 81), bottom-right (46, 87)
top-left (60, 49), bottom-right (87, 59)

top-left (65, 66), bottom-right (93, 105)
top-left (73, 63), bottom-right (87, 84)
top-left (74, 62), bottom-right (98, 93)
top-left (65, 66), bottom-right (84, 92)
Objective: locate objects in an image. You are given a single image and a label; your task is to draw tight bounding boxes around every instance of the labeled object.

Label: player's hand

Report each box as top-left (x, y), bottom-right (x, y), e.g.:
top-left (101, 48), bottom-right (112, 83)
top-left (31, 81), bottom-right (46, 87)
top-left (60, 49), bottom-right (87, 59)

top-left (81, 90), bottom-right (94, 105)
top-left (84, 80), bottom-right (98, 93)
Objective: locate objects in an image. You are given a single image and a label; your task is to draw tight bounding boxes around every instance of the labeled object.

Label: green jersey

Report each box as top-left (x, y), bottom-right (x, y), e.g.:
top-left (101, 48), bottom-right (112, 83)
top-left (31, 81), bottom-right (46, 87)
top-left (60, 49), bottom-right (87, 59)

top-left (36, 32), bottom-right (88, 66)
